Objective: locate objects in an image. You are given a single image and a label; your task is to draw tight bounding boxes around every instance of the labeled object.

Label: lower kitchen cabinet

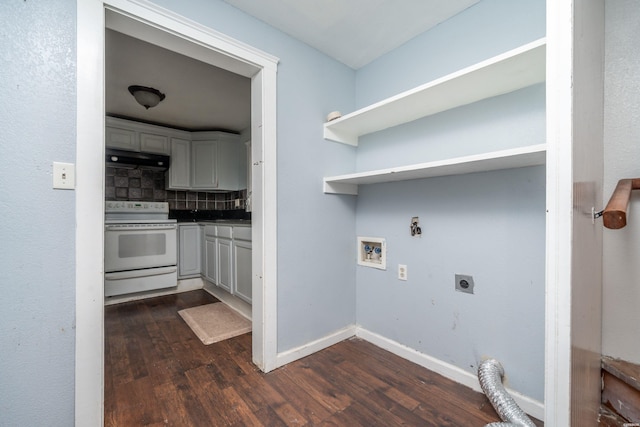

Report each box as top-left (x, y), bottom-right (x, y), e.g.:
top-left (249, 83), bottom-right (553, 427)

top-left (216, 236), bottom-right (233, 292)
top-left (204, 226), bottom-right (217, 284)
top-left (200, 224), bottom-right (251, 304)
top-left (178, 224), bottom-right (201, 278)
top-left (233, 239), bottom-right (252, 304)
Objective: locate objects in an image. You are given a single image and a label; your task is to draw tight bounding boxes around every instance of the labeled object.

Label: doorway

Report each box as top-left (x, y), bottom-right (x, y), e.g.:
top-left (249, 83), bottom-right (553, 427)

top-left (76, 2), bottom-right (278, 424)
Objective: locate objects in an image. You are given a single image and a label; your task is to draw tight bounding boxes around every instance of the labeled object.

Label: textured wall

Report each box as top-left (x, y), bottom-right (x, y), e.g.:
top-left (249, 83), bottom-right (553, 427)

top-left (0, 0), bottom-right (77, 425)
top-left (603, 0), bottom-right (640, 364)
top-left (353, 0), bottom-right (547, 401)
top-left (149, 0), bottom-right (359, 352)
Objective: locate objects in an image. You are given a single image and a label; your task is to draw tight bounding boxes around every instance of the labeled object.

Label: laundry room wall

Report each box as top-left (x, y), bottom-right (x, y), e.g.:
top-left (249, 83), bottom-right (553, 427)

top-left (149, 0), bottom-right (359, 352)
top-left (352, 0), bottom-right (547, 402)
top-left (0, 0), bottom-right (77, 425)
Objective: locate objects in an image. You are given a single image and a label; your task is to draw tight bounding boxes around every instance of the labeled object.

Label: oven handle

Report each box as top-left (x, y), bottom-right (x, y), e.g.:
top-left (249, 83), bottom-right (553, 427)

top-left (105, 266), bottom-right (177, 280)
top-left (105, 225), bottom-right (177, 231)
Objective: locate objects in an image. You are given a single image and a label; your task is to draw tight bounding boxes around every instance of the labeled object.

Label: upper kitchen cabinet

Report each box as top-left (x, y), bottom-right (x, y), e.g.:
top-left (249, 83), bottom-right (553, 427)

top-left (190, 132), bottom-right (247, 191)
top-left (166, 138), bottom-right (191, 190)
top-left (106, 116), bottom-right (179, 154)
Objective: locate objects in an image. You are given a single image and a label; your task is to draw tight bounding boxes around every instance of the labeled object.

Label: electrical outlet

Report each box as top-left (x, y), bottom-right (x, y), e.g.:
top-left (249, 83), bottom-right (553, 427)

top-left (455, 274), bottom-right (474, 294)
top-left (398, 264), bottom-right (407, 281)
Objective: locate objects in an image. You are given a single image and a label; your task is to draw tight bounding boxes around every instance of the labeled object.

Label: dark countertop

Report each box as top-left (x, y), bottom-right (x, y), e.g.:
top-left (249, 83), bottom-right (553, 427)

top-left (171, 209), bottom-right (250, 223)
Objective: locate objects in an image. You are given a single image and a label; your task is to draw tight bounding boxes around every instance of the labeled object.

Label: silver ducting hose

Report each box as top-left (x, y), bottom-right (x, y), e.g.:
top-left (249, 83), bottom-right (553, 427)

top-left (477, 359), bottom-right (536, 427)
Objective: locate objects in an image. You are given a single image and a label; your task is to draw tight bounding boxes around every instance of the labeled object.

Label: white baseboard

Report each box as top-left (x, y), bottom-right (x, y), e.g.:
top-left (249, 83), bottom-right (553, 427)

top-left (355, 327), bottom-right (544, 421)
top-left (275, 325), bottom-right (357, 368)
top-left (104, 277), bottom-right (204, 305)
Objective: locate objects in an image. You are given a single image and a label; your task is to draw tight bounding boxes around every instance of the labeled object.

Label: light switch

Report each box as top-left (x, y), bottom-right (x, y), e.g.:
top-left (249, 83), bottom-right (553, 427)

top-left (53, 162), bottom-right (75, 190)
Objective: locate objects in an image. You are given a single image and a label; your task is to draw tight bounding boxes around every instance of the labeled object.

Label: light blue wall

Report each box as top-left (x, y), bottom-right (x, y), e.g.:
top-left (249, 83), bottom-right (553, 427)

top-left (356, 0), bottom-right (546, 108)
top-left (150, 0), bottom-right (358, 351)
top-left (352, 0), bottom-right (547, 401)
top-left (0, 0), bottom-right (77, 425)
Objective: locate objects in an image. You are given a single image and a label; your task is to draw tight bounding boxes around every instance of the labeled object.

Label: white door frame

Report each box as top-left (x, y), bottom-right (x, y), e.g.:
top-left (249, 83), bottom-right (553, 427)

top-left (76, 1), bottom-right (278, 424)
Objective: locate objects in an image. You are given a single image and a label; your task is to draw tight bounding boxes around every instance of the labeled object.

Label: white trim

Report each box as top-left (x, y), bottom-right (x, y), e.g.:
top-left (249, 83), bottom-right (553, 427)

top-left (76, 1), bottom-right (278, 425)
top-left (76, 2), bottom-right (106, 425)
top-left (356, 327), bottom-right (545, 422)
top-left (275, 325), bottom-right (357, 368)
top-left (545, 1), bottom-right (574, 425)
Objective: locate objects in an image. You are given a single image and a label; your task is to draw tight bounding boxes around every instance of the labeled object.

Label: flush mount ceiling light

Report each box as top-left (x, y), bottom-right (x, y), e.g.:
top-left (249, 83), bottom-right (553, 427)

top-left (128, 85), bottom-right (166, 109)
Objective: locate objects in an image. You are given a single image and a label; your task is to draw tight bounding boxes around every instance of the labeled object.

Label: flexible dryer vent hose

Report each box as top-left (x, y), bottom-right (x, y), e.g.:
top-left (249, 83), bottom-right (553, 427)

top-left (477, 359), bottom-right (536, 427)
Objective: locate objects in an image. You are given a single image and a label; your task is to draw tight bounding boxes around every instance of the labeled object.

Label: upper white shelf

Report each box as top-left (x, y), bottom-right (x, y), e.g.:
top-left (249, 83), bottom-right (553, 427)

top-left (323, 144), bottom-right (547, 195)
top-left (324, 38), bottom-right (547, 146)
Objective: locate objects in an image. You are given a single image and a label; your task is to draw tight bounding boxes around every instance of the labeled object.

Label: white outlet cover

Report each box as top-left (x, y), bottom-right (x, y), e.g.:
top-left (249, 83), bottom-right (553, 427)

top-left (398, 264), bottom-right (407, 281)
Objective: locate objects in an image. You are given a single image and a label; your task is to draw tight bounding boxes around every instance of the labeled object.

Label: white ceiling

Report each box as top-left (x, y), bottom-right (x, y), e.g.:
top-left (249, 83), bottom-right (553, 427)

top-left (222, 0), bottom-right (480, 69)
top-left (105, 1), bottom-right (479, 130)
top-left (105, 29), bottom-right (251, 132)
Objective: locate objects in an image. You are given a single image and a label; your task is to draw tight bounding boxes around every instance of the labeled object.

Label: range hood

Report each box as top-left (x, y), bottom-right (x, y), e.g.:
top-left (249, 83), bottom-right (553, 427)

top-left (106, 148), bottom-right (170, 170)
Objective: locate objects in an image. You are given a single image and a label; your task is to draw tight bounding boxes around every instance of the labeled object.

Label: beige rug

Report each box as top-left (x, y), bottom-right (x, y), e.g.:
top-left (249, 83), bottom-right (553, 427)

top-left (178, 303), bottom-right (251, 345)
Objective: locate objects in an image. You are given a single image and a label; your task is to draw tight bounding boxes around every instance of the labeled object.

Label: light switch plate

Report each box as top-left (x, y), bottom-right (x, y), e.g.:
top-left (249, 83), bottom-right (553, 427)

top-left (53, 162), bottom-right (75, 190)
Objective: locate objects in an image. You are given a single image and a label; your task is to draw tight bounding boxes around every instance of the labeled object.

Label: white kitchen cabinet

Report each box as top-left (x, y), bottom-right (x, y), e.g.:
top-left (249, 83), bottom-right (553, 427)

top-left (140, 132), bottom-right (169, 155)
top-left (191, 132), bottom-right (246, 190)
top-left (204, 226), bottom-right (217, 284)
top-left (178, 224), bottom-right (201, 278)
top-left (191, 140), bottom-right (218, 189)
top-left (216, 226), bottom-right (233, 292)
top-left (217, 136), bottom-right (247, 191)
top-left (233, 227), bottom-right (252, 304)
top-left (166, 138), bottom-right (191, 190)
top-left (106, 125), bottom-right (138, 151)
top-left (106, 116), bottom-right (178, 154)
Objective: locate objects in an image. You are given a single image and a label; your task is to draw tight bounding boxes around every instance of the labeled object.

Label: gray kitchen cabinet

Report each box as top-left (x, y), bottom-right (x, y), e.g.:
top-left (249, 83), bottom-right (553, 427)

top-left (191, 139), bottom-right (218, 189)
top-left (106, 125), bottom-right (138, 151)
top-left (140, 132), bottom-right (169, 154)
top-left (166, 138), bottom-right (191, 190)
top-left (233, 228), bottom-right (252, 304)
top-left (178, 224), bottom-right (201, 278)
top-left (106, 116), bottom-right (177, 154)
top-left (216, 226), bottom-right (233, 292)
top-left (204, 226), bottom-right (217, 284)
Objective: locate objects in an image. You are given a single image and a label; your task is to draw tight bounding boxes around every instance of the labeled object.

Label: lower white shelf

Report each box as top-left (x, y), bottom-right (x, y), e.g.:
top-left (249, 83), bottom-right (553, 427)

top-left (323, 144), bottom-right (546, 195)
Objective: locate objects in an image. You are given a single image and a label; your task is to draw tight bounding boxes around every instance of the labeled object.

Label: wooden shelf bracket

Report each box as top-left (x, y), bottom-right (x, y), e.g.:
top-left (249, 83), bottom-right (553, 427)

top-left (601, 178), bottom-right (640, 229)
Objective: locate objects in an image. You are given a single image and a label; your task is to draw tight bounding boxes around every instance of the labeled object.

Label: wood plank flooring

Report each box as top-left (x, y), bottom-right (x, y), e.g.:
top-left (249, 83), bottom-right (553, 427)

top-left (105, 290), bottom-right (543, 426)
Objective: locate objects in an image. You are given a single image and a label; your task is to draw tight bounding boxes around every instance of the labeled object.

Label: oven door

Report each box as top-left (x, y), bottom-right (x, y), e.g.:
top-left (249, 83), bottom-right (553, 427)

top-left (104, 223), bottom-right (177, 272)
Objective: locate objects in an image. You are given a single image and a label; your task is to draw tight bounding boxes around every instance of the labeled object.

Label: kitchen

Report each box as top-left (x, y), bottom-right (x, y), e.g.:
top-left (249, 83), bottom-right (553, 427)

top-left (103, 28), bottom-right (253, 317)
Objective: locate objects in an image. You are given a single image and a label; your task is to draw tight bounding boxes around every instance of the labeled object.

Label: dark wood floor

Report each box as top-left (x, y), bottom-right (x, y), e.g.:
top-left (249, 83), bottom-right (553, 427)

top-left (105, 290), bottom-right (543, 426)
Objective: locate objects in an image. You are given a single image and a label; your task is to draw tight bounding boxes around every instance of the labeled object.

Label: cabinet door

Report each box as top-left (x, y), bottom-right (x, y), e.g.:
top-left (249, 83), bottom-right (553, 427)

top-left (166, 138), bottom-right (191, 189)
top-left (106, 126), bottom-right (139, 151)
top-left (191, 140), bottom-right (217, 189)
top-left (217, 139), bottom-right (246, 190)
top-left (205, 237), bottom-right (217, 284)
top-left (140, 132), bottom-right (169, 154)
top-left (178, 225), bottom-right (200, 278)
top-left (233, 240), bottom-right (252, 304)
top-left (217, 238), bottom-right (233, 292)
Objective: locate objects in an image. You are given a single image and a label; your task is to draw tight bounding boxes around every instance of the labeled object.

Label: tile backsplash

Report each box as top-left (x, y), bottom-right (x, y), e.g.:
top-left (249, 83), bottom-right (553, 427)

top-left (105, 165), bottom-right (246, 210)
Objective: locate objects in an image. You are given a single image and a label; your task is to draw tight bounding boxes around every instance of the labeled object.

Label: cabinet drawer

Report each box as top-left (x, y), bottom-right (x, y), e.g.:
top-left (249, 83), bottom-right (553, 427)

top-left (217, 225), bottom-right (233, 239)
top-left (204, 225), bottom-right (217, 237)
top-left (233, 226), bottom-right (251, 241)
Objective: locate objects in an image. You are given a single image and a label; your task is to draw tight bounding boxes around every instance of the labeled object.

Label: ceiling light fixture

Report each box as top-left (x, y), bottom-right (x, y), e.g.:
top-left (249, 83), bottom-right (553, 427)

top-left (128, 85), bottom-right (166, 109)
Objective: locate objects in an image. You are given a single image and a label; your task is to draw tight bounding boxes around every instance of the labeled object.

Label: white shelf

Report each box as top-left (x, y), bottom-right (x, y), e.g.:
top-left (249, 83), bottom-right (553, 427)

top-left (323, 144), bottom-right (547, 195)
top-left (324, 38), bottom-right (546, 146)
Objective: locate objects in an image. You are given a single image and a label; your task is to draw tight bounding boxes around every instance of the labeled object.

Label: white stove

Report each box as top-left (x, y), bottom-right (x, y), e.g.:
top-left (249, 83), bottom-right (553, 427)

top-left (104, 201), bottom-right (177, 297)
